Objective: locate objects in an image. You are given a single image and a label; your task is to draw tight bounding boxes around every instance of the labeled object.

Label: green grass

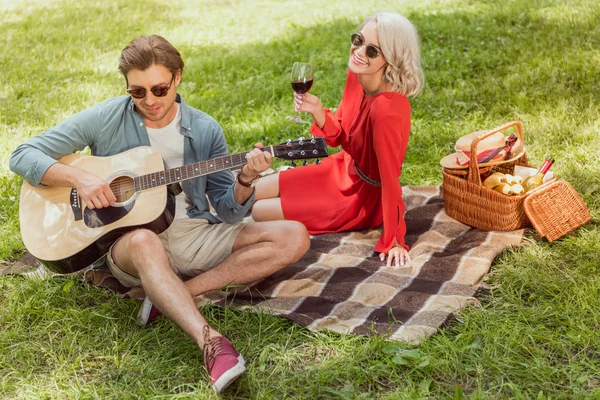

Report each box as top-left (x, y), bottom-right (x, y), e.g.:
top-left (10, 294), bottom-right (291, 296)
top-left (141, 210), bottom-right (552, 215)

top-left (1, 0), bottom-right (600, 398)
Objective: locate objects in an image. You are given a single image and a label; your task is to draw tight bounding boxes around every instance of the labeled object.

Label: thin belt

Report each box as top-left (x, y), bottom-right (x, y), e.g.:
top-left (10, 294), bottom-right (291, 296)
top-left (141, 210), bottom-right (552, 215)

top-left (354, 162), bottom-right (381, 187)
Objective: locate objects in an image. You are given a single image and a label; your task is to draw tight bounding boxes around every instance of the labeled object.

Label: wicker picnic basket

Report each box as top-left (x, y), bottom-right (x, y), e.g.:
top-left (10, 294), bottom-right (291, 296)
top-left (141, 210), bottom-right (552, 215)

top-left (441, 121), bottom-right (590, 237)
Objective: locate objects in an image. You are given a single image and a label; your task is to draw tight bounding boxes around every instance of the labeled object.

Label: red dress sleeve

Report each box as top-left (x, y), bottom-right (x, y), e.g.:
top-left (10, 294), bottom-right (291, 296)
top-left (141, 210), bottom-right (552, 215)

top-left (309, 107), bottom-right (344, 148)
top-left (371, 105), bottom-right (410, 253)
top-left (309, 71), bottom-right (360, 147)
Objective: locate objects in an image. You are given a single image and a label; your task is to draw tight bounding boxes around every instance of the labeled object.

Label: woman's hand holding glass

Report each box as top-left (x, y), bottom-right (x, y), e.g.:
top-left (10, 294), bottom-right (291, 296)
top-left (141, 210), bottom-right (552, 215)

top-left (289, 62), bottom-right (314, 124)
top-left (294, 92), bottom-right (326, 129)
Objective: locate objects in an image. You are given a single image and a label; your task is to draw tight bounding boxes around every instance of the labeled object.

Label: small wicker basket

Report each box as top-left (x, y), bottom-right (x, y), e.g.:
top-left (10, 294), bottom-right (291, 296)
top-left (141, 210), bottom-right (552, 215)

top-left (442, 121), bottom-right (555, 231)
top-left (524, 181), bottom-right (592, 242)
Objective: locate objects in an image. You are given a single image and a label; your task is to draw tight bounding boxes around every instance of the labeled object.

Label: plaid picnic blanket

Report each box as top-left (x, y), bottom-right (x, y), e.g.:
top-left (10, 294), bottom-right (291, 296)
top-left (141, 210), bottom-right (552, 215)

top-left (4, 185), bottom-right (524, 343)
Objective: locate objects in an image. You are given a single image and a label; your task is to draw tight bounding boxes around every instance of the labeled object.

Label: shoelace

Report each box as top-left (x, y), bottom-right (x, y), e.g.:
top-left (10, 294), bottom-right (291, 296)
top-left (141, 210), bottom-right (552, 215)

top-left (202, 325), bottom-right (223, 369)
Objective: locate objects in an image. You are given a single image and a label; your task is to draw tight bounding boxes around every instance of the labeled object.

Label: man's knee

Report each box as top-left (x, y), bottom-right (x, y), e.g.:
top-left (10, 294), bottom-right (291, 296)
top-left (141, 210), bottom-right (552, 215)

top-left (277, 221), bottom-right (310, 263)
top-left (236, 220), bottom-right (310, 263)
top-left (125, 228), bottom-right (162, 251)
top-left (111, 229), bottom-right (167, 278)
top-left (115, 229), bottom-right (166, 269)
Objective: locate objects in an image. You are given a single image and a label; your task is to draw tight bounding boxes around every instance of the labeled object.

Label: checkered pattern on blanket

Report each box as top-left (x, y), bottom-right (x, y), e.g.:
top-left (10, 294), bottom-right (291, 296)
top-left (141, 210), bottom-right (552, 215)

top-left (193, 185), bottom-right (523, 342)
top-left (4, 185), bottom-right (523, 343)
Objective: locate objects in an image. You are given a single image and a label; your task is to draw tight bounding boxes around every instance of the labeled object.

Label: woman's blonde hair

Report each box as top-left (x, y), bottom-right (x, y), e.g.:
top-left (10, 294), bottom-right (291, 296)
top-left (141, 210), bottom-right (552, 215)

top-left (359, 12), bottom-right (424, 96)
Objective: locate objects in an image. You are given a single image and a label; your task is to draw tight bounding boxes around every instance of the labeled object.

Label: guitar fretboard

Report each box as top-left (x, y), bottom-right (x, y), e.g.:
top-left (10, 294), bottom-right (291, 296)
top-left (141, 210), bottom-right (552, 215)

top-left (133, 148), bottom-right (272, 192)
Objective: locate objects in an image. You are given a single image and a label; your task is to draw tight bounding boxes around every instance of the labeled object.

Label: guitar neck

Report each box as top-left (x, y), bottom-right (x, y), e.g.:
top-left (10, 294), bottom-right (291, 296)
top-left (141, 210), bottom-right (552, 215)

top-left (133, 146), bottom-right (275, 192)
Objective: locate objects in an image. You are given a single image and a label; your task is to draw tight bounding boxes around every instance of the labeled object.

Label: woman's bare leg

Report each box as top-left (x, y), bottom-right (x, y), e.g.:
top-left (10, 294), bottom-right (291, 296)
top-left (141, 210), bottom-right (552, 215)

top-left (252, 198), bottom-right (285, 221)
top-left (253, 172), bottom-right (285, 221)
top-left (254, 172), bottom-right (280, 199)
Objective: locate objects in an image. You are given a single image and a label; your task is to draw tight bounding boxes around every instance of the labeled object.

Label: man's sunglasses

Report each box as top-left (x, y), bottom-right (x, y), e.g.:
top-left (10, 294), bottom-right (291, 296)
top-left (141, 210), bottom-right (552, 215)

top-left (350, 33), bottom-right (381, 59)
top-left (127, 74), bottom-right (175, 99)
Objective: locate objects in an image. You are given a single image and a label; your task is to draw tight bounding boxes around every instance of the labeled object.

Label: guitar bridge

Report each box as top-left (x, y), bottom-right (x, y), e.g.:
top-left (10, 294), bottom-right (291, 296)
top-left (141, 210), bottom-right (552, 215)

top-left (70, 188), bottom-right (82, 221)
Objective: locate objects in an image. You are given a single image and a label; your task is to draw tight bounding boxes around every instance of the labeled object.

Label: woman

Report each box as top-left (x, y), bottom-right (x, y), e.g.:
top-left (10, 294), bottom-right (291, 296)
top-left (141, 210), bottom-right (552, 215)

top-left (253, 12), bottom-right (424, 267)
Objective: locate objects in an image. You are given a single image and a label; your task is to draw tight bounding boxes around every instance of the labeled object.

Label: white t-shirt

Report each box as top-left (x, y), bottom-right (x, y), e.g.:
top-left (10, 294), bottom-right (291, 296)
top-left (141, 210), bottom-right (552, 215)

top-left (146, 104), bottom-right (193, 220)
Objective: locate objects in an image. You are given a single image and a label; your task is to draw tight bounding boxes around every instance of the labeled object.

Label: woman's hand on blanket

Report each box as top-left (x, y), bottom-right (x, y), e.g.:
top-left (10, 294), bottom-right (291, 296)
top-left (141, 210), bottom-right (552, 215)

top-left (380, 245), bottom-right (411, 267)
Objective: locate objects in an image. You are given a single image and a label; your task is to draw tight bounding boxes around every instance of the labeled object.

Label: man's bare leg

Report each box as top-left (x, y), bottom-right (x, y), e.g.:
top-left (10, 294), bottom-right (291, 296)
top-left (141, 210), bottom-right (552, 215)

top-left (184, 220), bottom-right (310, 297)
top-left (111, 228), bottom-right (257, 393)
top-left (110, 229), bottom-right (216, 347)
top-left (111, 220), bottom-right (310, 331)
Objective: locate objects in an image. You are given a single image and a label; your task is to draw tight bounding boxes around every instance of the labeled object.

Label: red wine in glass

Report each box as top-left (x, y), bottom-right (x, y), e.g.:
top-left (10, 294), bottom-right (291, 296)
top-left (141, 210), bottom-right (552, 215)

top-left (291, 79), bottom-right (313, 94)
top-left (289, 62), bottom-right (314, 123)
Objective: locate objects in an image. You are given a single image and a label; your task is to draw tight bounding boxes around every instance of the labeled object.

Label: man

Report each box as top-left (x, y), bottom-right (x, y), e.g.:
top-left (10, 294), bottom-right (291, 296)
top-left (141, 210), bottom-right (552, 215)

top-left (9, 35), bottom-right (310, 394)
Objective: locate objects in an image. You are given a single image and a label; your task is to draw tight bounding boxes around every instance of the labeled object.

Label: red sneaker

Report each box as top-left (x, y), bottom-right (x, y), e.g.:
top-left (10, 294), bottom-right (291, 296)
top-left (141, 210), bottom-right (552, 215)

top-left (136, 297), bottom-right (161, 327)
top-left (203, 326), bottom-right (246, 393)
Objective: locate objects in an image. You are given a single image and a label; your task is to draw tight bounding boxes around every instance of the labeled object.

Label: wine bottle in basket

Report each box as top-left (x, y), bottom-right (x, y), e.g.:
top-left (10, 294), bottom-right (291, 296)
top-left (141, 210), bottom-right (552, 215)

top-left (523, 157), bottom-right (554, 193)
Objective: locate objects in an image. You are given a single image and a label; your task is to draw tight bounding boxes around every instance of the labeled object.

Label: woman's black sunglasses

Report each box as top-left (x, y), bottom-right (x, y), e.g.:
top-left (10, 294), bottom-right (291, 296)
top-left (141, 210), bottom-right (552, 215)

top-left (350, 33), bottom-right (381, 59)
top-left (127, 74), bottom-right (175, 99)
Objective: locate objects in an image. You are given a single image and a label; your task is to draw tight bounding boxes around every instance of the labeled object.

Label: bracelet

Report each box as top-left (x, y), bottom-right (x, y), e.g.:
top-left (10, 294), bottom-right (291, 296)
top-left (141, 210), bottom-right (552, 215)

top-left (236, 172), bottom-right (259, 188)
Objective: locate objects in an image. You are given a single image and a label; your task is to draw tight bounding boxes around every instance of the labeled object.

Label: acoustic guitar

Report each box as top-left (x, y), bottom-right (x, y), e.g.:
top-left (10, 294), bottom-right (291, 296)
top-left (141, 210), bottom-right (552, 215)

top-left (19, 138), bottom-right (328, 274)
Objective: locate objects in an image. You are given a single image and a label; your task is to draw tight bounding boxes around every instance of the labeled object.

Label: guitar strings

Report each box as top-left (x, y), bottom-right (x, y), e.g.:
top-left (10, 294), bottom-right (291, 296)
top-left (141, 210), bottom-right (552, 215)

top-left (106, 151), bottom-right (255, 197)
top-left (103, 143), bottom-right (315, 197)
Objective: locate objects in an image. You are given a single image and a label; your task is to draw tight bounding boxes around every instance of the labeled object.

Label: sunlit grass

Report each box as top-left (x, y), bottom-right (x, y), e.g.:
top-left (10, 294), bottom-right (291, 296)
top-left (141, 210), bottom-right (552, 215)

top-left (1, 0), bottom-right (599, 398)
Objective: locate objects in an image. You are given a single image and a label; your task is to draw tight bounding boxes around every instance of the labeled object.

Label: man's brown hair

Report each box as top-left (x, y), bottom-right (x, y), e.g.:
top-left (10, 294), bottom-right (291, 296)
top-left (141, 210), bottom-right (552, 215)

top-left (119, 35), bottom-right (184, 77)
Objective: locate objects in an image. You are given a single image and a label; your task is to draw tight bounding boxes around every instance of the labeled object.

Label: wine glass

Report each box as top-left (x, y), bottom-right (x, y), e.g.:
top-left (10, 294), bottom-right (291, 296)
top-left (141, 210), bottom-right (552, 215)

top-left (289, 62), bottom-right (314, 124)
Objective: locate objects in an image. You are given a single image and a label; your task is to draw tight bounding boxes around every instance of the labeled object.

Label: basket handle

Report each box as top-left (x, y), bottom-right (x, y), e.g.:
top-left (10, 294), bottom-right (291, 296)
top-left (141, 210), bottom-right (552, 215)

top-left (467, 121), bottom-right (524, 186)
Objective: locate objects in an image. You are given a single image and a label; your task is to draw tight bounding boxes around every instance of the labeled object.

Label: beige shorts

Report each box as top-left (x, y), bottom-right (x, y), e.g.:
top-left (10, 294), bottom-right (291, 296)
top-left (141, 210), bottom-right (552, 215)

top-left (106, 218), bottom-right (247, 288)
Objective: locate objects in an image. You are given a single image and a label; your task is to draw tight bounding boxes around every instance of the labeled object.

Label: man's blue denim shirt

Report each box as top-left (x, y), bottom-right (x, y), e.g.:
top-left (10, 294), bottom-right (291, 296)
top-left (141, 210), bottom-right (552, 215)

top-left (9, 94), bottom-right (254, 224)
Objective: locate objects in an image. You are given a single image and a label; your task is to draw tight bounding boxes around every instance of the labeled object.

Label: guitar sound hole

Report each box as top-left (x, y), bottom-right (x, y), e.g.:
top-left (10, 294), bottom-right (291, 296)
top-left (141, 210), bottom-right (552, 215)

top-left (109, 176), bottom-right (135, 203)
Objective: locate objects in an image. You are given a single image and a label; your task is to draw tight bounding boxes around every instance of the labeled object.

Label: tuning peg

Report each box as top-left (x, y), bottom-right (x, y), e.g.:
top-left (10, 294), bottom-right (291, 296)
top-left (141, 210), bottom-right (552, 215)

top-left (291, 161), bottom-right (296, 167)
top-left (303, 160), bottom-right (308, 166)
top-left (316, 158), bottom-right (321, 165)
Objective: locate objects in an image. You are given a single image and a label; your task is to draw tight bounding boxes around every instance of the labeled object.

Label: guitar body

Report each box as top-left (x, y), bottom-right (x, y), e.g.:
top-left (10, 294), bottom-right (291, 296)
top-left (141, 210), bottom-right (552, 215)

top-left (20, 147), bottom-right (174, 274)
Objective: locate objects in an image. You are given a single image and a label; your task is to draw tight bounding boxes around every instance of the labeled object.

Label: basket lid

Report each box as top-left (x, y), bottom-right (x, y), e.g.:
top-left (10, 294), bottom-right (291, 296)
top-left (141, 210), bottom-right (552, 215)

top-left (523, 181), bottom-right (591, 242)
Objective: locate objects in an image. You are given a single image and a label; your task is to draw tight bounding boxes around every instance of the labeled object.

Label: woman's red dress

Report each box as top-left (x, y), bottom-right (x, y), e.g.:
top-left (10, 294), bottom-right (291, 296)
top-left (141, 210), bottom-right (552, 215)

top-left (279, 71), bottom-right (411, 252)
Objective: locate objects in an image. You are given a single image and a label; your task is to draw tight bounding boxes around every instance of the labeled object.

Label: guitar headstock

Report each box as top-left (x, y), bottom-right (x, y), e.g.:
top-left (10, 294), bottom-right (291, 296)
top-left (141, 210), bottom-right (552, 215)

top-left (272, 137), bottom-right (328, 160)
